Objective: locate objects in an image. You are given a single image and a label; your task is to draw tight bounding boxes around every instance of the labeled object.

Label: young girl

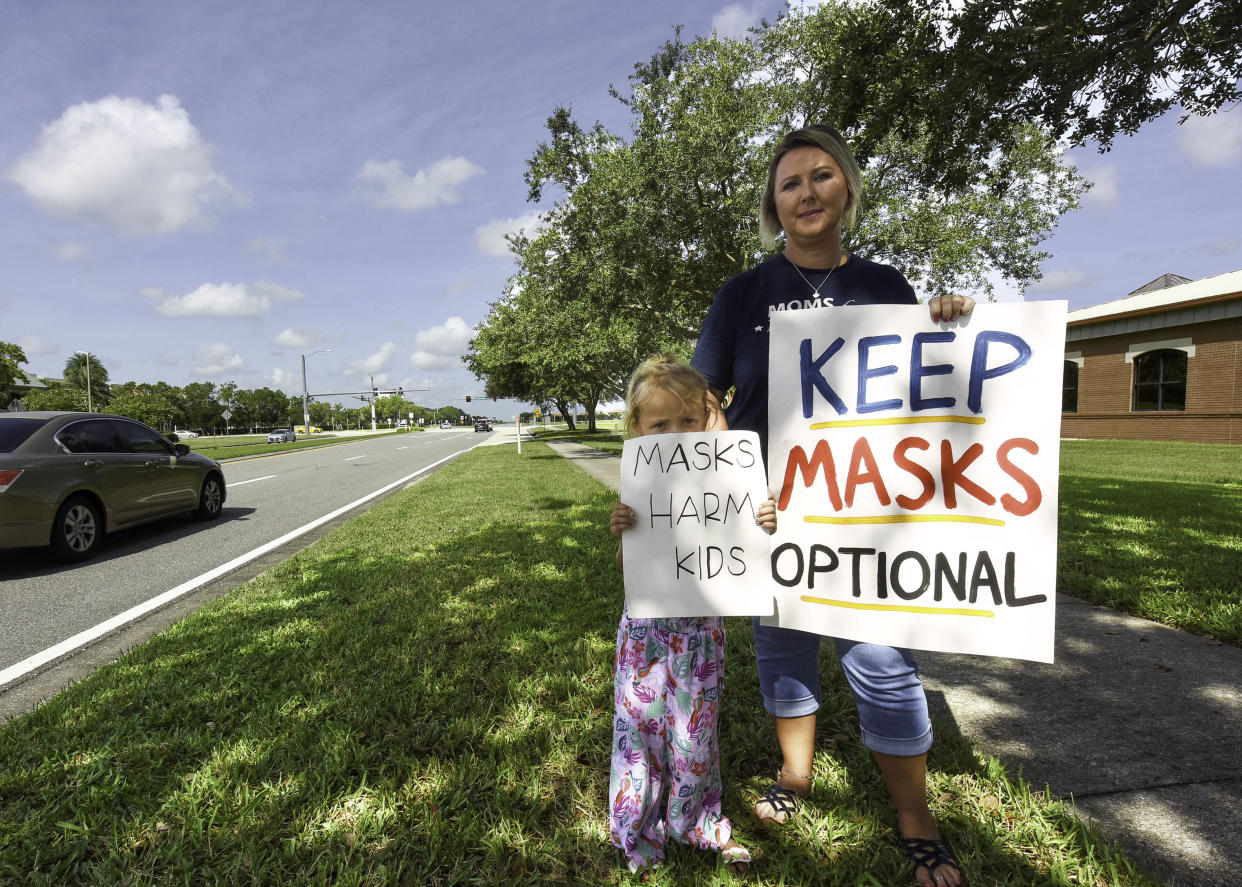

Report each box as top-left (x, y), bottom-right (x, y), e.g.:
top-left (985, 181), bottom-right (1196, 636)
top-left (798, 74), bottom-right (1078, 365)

top-left (607, 354), bottom-right (777, 877)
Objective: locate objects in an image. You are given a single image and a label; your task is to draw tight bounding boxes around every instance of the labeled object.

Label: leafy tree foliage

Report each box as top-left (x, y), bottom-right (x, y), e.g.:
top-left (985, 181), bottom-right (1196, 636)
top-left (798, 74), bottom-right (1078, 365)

top-left (106, 385), bottom-right (178, 429)
top-left (22, 386), bottom-right (88, 412)
top-left (1, 342), bottom-right (29, 408)
top-left (63, 351), bottom-right (110, 408)
top-left (470, 3), bottom-right (1084, 414)
top-left (873, 0), bottom-right (1242, 183)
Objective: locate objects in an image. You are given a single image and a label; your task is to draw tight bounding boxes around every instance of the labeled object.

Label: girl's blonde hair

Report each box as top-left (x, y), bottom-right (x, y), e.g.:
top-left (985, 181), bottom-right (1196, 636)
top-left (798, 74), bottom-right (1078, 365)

top-left (622, 353), bottom-right (708, 437)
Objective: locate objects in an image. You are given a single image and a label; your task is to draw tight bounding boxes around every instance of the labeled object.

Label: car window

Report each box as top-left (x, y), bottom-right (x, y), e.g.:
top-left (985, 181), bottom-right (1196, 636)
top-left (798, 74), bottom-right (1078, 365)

top-left (0, 418), bottom-right (50, 452)
top-left (56, 419), bottom-right (128, 454)
top-left (115, 419), bottom-right (173, 454)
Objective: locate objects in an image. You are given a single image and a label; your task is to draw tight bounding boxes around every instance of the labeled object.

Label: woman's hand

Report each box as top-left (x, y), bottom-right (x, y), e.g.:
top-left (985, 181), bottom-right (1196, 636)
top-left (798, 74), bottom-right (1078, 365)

top-left (928, 294), bottom-right (976, 322)
top-left (757, 491), bottom-right (778, 534)
top-left (610, 502), bottom-right (636, 539)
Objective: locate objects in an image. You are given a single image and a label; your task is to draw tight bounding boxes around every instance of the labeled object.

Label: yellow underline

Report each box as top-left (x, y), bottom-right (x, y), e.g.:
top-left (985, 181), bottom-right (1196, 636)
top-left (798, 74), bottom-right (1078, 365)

top-left (805, 514), bottom-right (1006, 526)
top-left (809, 415), bottom-right (985, 430)
top-left (801, 596), bottom-right (996, 618)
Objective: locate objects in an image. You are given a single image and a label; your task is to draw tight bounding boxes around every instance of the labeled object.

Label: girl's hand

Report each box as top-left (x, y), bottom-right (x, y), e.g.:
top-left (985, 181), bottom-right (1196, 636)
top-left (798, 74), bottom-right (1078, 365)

top-left (928, 294), bottom-right (976, 322)
top-left (610, 502), bottom-right (636, 538)
top-left (757, 491), bottom-right (778, 534)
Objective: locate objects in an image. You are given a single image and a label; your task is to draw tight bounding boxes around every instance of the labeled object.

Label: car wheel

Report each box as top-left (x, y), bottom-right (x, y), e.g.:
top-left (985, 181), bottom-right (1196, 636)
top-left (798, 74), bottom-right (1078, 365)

top-left (194, 473), bottom-right (224, 520)
top-left (51, 495), bottom-right (103, 561)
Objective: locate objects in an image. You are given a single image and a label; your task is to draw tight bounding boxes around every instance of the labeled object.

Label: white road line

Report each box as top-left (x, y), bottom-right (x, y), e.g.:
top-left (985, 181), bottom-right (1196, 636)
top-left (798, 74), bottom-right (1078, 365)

top-left (228, 475), bottom-right (276, 487)
top-left (344, 455), bottom-right (364, 461)
top-left (396, 446), bottom-right (408, 450)
top-left (0, 444), bottom-right (482, 689)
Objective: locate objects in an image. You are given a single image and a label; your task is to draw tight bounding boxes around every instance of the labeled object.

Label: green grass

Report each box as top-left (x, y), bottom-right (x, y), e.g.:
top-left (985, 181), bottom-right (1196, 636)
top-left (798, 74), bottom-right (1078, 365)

top-left (528, 425), bottom-right (624, 456)
top-left (0, 442), bottom-right (1161, 885)
top-left (180, 430), bottom-right (416, 461)
top-left (1058, 440), bottom-right (1242, 644)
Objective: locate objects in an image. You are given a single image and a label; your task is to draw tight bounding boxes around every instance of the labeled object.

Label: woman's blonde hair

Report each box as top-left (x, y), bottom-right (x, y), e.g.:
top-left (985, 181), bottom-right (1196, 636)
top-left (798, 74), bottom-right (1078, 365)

top-left (759, 124), bottom-right (863, 247)
top-left (622, 353), bottom-right (708, 437)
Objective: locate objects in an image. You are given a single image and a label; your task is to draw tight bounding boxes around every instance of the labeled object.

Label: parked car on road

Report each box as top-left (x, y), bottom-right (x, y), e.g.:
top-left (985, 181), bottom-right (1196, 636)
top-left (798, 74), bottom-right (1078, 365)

top-left (267, 428), bottom-right (296, 443)
top-left (474, 419), bottom-right (492, 432)
top-left (0, 412), bottom-right (226, 561)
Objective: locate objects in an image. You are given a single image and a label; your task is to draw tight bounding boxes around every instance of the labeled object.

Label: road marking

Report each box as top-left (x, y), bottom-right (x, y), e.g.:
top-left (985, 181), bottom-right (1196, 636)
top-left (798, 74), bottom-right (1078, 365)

top-left (344, 455), bottom-right (364, 461)
top-left (396, 446), bottom-right (408, 450)
top-left (228, 475), bottom-right (276, 487)
top-left (0, 445), bottom-right (480, 689)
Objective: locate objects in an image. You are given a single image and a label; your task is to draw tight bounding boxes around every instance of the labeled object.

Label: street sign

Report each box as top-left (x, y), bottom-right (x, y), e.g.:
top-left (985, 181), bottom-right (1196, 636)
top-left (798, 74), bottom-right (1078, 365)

top-left (221, 409), bottom-right (232, 420)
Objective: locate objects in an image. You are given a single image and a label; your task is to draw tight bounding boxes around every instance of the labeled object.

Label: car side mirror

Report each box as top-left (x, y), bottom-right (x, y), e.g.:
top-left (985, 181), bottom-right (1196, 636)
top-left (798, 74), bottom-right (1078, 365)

top-left (174, 443), bottom-right (191, 456)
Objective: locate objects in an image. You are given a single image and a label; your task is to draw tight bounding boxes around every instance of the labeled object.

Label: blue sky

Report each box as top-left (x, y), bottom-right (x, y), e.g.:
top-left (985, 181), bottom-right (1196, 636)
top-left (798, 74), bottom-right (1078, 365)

top-left (2, 1), bottom-right (1239, 417)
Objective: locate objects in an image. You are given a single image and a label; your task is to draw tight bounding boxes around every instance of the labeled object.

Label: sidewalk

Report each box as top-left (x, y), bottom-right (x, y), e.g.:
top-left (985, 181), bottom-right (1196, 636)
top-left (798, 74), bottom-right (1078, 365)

top-left (540, 437), bottom-right (1242, 887)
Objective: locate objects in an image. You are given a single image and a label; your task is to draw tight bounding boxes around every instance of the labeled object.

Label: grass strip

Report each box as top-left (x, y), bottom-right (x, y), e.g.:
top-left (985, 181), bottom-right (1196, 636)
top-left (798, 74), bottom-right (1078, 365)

top-left (0, 442), bottom-right (1163, 885)
top-left (1058, 440), bottom-right (1241, 644)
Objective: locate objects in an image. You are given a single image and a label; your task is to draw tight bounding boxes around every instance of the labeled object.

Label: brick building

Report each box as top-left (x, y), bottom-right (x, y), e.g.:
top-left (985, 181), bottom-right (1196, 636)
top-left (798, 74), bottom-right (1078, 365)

top-left (1062, 269), bottom-right (1242, 444)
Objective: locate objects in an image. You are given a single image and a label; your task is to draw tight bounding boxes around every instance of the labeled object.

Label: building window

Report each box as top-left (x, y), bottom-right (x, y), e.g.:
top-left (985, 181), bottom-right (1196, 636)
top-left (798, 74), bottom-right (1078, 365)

top-left (1132, 349), bottom-right (1187, 411)
top-left (1062, 361), bottom-right (1079, 413)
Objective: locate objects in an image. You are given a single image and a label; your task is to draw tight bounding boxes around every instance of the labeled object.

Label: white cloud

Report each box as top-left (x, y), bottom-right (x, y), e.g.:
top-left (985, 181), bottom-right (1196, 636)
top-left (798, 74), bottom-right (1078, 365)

top-left (1077, 164), bottom-right (1118, 208)
top-left (246, 235), bottom-right (288, 264)
top-left (274, 328), bottom-right (310, 348)
top-left (192, 343), bottom-right (245, 377)
top-left (152, 281), bottom-right (304, 317)
top-left (345, 343), bottom-right (397, 383)
top-left (1027, 268), bottom-right (1092, 294)
top-left (7, 94), bottom-right (238, 234)
top-left (474, 210), bottom-right (543, 258)
top-left (354, 156), bottom-right (484, 211)
top-left (270, 367), bottom-right (297, 389)
top-left (712, 2), bottom-right (762, 38)
top-left (53, 242), bottom-right (86, 261)
top-left (1179, 111), bottom-right (1242, 167)
top-left (410, 316), bottom-right (473, 370)
top-left (17, 334), bottom-right (56, 357)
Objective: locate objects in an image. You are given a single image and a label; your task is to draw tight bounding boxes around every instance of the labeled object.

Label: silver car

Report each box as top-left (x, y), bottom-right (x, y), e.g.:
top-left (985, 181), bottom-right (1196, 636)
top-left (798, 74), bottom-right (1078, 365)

top-left (0, 412), bottom-right (227, 561)
top-left (267, 428), bottom-right (296, 444)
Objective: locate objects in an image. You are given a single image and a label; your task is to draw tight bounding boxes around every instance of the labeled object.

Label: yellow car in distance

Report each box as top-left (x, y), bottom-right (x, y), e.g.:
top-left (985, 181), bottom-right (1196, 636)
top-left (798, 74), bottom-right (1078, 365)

top-left (294, 426), bottom-right (323, 434)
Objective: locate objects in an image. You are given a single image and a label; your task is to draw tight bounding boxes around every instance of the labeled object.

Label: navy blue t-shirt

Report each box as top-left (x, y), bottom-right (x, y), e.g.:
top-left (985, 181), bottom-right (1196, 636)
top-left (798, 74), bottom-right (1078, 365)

top-left (691, 253), bottom-right (917, 457)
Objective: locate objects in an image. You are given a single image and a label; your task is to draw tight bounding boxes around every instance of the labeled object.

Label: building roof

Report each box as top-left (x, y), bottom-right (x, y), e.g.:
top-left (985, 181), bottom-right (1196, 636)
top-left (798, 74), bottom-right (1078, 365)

top-left (1067, 268), bottom-right (1242, 326)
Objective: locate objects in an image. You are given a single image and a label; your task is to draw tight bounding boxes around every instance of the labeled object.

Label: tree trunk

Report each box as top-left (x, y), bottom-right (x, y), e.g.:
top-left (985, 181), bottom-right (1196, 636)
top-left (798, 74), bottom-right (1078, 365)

top-left (555, 398), bottom-right (576, 430)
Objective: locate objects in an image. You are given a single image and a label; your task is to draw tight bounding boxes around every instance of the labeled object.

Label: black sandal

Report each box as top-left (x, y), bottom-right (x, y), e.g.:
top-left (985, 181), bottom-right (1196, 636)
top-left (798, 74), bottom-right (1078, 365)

top-left (754, 783), bottom-right (804, 823)
top-left (903, 837), bottom-right (962, 885)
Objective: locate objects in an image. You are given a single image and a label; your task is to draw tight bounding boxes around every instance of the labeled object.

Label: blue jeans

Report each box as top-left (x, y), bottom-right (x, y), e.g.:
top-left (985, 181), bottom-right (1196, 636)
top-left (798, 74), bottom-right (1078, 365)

top-left (752, 619), bottom-right (933, 757)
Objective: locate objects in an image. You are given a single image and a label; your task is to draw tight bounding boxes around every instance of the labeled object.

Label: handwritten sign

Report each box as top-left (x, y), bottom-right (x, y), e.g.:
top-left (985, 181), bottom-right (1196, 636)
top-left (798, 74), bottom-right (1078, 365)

top-left (621, 431), bottom-right (776, 618)
top-left (767, 303), bottom-right (1066, 662)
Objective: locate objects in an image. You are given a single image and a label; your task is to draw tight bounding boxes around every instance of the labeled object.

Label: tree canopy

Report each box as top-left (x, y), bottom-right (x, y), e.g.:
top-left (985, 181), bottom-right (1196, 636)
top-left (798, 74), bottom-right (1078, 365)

top-left (1, 342), bottom-right (29, 408)
top-left (469, 1), bottom-right (1088, 416)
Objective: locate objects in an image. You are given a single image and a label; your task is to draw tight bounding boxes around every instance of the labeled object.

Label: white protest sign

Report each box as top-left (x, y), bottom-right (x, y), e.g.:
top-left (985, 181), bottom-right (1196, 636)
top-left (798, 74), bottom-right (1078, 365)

top-left (621, 431), bottom-right (776, 618)
top-left (767, 303), bottom-right (1066, 662)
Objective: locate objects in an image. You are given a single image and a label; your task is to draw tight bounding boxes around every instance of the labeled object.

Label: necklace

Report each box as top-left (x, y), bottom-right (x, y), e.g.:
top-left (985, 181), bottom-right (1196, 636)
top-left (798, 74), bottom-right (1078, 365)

top-left (784, 252), bottom-right (840, 297)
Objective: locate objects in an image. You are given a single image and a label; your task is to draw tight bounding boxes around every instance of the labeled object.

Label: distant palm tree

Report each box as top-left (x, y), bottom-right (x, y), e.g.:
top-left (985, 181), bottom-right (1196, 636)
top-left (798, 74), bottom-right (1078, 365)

top-left (63, 352), bottom-right (111, 410)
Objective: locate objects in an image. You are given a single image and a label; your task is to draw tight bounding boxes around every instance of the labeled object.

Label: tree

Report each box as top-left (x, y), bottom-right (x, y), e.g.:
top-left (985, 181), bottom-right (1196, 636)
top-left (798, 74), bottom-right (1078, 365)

top-left (474, 1), bottom-right (1082, 410)
top-left (872, 0), bottom-right (1242, 183)
top-left (23, 386), bottom-right (88, 412)
top-left (182, 382), bottom-right (220, 431)
top-left (1, 342), bottom-right (28, 409)
top-left (64, 352), bottom-right (111, 410)
top-left (107, 385), bottom-right (178, 429)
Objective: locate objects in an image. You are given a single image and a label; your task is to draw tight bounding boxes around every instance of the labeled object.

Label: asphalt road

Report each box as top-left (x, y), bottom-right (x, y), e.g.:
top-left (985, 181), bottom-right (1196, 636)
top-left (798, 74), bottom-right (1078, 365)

top-left (0, 429), bottom-right (489, 696)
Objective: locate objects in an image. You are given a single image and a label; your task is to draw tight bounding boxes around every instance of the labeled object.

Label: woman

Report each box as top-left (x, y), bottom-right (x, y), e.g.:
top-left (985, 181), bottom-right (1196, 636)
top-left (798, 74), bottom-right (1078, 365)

top-left (691, 125), bottom-right (972, 887)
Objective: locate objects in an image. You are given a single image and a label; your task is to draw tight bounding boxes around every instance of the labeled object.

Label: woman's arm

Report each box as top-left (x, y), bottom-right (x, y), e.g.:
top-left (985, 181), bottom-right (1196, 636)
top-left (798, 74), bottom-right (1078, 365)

top-left (705, 388), bottom-right (730, 431)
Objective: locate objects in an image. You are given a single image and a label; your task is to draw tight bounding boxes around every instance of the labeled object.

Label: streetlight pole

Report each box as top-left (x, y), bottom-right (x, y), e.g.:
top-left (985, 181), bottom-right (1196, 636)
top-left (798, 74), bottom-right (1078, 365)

top-left (301, 349), bottom-right (332, 432)
top-left (76, 351), bottom-right (92, 412)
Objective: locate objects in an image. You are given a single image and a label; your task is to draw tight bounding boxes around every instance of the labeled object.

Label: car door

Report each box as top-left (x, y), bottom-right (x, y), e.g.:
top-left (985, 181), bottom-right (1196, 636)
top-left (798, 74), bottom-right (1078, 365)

top-left (112, 419), bottom-right (198, 515)
top-left (55, 418), bottom-right (149, 526)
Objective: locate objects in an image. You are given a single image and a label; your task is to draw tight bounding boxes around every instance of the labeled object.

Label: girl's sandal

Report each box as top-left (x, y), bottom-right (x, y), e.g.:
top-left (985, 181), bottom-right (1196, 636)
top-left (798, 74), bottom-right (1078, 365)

top-left (722, 845), bottom-right (752, 875)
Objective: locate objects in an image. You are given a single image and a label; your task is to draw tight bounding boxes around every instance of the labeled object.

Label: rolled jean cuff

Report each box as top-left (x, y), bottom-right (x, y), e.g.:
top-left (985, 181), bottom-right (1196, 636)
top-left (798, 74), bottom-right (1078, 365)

top-left (761, 689), bottom-right (821, 719)
top-left (860, 722), bottom-right (933, 757)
